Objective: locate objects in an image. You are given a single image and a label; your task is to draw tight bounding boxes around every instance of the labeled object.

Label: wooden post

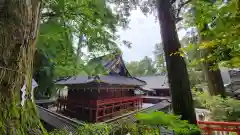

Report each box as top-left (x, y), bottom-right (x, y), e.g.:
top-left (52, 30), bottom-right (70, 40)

top-left (89, 108), bottom-right (92, 122)
top-left (112, 104), bottom-right (114, 113)
top-left (95, 108), bottom-right (98, 123)
top-left (81, 107), bottom-right (84, 120)
top-left (207, 126), bottom-right (212, 135)
top-left (103, 106), bottom-right (105, 118)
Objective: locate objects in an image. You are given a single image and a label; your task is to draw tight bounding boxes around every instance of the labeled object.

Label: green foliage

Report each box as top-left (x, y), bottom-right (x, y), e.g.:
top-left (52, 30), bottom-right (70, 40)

top-left (187, 0), bottom-right (240, 67)
top-left (102, 112), bottom-right (199, 135)
top-left (153, 43), bottom-right (167, 74)
top-left (193, 91), bottom-right (240, 121)
top-left (34, 0), bottom-right (130, 97)
top-left (40, 0), bottom-right (128, 55)
top-left (174, 36), bottom-right (205, 88)
top-left (49, 123), bottom-right (112, 135)
top-left (188, 69), bottom-right (205, 87)
top-left (49, 129), bottom-right (70, 135)
top-left (126, 56), bottom-right (157, 76)
top-left (33, 50), bottom-right (55, 99)
top-left (134, 111), bottom-right (200, 135)
top-left (76, 123), bottom-right (112, 135)
top-left (47, 112), bottom-right (200, 135)
top-left (85, 53), bottom-right (119, 76)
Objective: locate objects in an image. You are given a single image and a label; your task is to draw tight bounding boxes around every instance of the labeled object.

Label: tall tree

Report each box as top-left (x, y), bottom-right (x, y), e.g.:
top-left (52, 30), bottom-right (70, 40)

top-left (156, 0), bottom-right (198, 125)
top-left (0, 0), bottom-right (44, 134)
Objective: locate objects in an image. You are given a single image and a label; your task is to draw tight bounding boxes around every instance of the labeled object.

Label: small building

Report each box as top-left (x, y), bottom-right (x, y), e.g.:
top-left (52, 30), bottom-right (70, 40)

top-left (55, 54), bottom-right (147, 123)
top-left (56, 75), bottom-right (145, 123)
top-left (221, 68), bottom-right (240, 98)
top-left (137, 75), bottom-right (170, 97)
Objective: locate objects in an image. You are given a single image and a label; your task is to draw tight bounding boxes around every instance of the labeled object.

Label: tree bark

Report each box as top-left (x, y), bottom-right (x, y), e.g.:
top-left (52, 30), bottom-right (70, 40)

top-left (0, 0), bottom-right (44, 134)
top-left (156, 0), bottom-right (198, 125)
top-left (201, 49), bottom-right (226, 97)
top-left (198, 23), bottom-right (226, 97)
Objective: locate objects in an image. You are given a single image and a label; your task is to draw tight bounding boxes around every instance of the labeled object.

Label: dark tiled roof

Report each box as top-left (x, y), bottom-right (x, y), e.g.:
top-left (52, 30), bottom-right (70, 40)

top-left (55, 53), bottom-right (146, 86)
top-left (141, 96), bottom-right (171, 101)
top-left (137, 75), bottom-right (169, 89)
top-left (138, 85), bottom-right (155, 91)
top-left (88, 54), bottom-right (133, 77)
top-left (56, 75), bottom-right (146, 86)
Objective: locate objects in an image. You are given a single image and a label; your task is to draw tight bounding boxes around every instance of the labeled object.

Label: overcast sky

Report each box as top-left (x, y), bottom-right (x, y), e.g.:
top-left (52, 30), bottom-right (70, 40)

top-left (118, 9), bottom-right (185, 62)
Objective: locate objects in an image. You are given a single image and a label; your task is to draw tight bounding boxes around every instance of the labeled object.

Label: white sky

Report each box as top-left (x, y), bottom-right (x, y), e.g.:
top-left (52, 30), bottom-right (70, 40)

top-left (118, 9), bottom-right (185, 62)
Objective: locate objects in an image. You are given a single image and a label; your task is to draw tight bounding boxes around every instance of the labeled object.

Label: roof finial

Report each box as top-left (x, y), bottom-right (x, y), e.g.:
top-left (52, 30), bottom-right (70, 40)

top-left (94, 75), bottom-right (100, 80)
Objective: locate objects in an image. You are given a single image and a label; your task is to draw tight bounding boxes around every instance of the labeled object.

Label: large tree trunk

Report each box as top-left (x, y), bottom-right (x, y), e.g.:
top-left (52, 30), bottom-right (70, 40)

top-left (198, 23), bottom-right (226, 97)
top-left (205, 65), bottom-right (226, 97)
top-left (156, 0), bottom-right (197, 125)
top-left (201, 49), bottom-right (226, 97)
top-left (0, 0), bottom-right (44, 134)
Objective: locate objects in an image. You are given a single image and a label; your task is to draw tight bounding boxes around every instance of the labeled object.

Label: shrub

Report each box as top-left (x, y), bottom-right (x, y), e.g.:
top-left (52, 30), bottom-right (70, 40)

top-left (49, 112), bottom-right (200, 135)
top-left (49, 124), bottom-right (112, 135)
top-left (76, 123), bottom-right (112, 135)
top-left (193, 91), bottom-right (240, 121)
top-left (133, 111), bottom-right (200, 135)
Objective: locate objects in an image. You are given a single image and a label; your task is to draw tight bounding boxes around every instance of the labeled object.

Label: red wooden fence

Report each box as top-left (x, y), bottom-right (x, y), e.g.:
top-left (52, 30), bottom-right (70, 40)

top-left (198, 121), bottom-right (240, 135)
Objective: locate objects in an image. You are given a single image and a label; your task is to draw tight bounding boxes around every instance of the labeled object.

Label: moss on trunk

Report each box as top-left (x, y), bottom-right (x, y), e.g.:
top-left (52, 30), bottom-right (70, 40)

top-left (0, 0), bottom-right (46, 134)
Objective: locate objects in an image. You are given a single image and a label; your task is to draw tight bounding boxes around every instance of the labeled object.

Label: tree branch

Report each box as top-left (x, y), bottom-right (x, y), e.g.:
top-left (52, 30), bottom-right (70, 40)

top-left (171, 0), bottom-right (177, 5)
top-left (175, 0), bottom-right (192, 22)
top-left (175, 17), bottom-right (183, 23)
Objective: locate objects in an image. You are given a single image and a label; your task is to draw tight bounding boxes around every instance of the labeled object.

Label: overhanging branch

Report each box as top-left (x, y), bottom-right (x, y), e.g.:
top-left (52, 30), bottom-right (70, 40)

top-left (174, 0), bottom-right (192, 23)
top-left (177, 0), bottom-right (191, 16)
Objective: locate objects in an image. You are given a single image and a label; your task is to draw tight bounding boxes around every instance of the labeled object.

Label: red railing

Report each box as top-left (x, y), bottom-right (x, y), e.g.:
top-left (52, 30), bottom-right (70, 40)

top-left (57, 96), bottom-right (142, 107)
top-left (96, 96), bottom-right (142, 106)
top-left (198, 121), bottom-right (240, 135)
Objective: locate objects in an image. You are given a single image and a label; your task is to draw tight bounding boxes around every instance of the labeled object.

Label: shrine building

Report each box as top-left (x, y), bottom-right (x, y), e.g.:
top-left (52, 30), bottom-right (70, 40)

top-left (55, 54), bottom-right (147, 123)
